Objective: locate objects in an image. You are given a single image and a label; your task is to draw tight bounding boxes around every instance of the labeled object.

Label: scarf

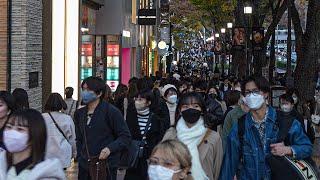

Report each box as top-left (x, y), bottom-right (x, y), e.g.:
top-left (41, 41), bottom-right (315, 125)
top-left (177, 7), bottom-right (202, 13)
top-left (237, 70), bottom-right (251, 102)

top-left (166, 102), bottom-right (177, 126)
top-left (137, 108), bottom-right (151, 135)
top-left (176, 117), bottom-right (208, 180)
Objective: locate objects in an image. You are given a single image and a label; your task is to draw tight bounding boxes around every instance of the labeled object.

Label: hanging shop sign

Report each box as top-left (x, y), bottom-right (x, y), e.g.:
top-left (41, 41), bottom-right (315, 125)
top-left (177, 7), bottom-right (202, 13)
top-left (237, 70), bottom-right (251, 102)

top-left (252, 27), bottom-right (264, 51)
top-left (232, 27), bottom-right (246, 50)
top-left (214, 40), bottom-right (222, 55)
top-left (138, 9), bottom-right (157, 25)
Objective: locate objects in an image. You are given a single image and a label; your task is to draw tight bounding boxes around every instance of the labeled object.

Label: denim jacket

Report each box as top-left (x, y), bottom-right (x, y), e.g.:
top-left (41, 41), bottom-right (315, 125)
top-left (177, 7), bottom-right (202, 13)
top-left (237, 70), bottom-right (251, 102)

top-left (219, 107), bottom-right (313, 180)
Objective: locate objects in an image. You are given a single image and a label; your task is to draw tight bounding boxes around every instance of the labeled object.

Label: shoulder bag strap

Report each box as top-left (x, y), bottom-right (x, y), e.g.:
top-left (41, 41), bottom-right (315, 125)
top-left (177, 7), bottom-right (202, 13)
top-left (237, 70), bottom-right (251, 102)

top-left (80, 113), bottom-right (91, 158)
top-left (48, 112), bottom-right (69, 143)
top-left (68, 100), bottom-right (75, 115)
top-left (238, 114), bottom-right (246, 164)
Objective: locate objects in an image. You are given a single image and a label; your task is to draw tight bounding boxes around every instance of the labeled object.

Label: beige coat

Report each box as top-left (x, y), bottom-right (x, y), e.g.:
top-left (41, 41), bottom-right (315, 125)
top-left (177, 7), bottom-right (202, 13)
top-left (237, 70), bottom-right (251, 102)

top-left (163, 127), bottom-right (223, 180)
top-left (43, 112), bottom-right (77, 168)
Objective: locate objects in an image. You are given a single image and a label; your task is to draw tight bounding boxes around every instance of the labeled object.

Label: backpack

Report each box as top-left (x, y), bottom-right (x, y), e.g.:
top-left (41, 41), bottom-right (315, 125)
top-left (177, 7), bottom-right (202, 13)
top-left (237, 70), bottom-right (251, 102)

top-left (238, 111), bottom-right (319, 180)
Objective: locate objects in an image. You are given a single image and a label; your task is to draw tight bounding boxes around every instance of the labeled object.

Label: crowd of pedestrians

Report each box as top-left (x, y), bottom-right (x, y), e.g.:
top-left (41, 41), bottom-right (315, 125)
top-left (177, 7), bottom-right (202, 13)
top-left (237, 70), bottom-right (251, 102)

top-left (0, 68), bottom-right (319, 180)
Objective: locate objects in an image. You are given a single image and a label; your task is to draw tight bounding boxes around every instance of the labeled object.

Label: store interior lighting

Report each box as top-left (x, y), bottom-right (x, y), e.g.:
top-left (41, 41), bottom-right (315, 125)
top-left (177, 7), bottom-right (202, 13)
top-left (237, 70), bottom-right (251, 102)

top-left (81, 27), bottom-right (89, 32)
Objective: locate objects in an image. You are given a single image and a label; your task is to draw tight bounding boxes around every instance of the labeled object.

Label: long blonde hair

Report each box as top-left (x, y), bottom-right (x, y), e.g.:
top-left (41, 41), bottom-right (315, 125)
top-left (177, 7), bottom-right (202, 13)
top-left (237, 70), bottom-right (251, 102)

top-left (151, 140), bottom-right (193, 180)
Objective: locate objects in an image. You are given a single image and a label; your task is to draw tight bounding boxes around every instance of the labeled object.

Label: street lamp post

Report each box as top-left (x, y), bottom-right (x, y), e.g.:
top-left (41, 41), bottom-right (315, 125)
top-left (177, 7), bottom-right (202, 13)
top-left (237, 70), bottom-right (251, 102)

top-left (215, 33), bottom-right (220, 70)
top-left (227, 22), bottom-right (233, 75)
top-left (221, 28), bottom-right (226, 76)
top-left (244, 5), bottom-right (252, 76)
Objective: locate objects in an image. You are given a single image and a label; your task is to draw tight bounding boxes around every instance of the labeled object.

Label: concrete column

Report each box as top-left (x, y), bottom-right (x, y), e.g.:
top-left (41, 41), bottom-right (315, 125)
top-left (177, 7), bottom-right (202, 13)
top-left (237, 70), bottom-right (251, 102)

top-left (11, 0), bottom-right (43, 110)
top-left (0, 0), bottom-right (8, 90)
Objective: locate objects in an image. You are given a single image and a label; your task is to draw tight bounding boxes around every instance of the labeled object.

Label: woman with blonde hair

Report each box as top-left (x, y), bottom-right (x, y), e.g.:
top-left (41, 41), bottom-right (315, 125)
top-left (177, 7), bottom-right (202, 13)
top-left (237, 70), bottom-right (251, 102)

top-left (148, 139), bottom-right (193, 180)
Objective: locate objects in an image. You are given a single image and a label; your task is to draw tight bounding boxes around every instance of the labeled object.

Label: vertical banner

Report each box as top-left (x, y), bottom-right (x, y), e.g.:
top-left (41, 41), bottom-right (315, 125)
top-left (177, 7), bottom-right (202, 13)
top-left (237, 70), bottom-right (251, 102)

top-left (80, 35), bottom-right (93, 80)
top-left (96, 36), bottom-right (104, 79)
top-left (105, 35), bottom-right (120, 92)
top-left (252, 27), bottom-right (264, 51)
top-left (214, 40), bottom-right (222, 55)
top-left (232, 27), bottom-right (246, 50)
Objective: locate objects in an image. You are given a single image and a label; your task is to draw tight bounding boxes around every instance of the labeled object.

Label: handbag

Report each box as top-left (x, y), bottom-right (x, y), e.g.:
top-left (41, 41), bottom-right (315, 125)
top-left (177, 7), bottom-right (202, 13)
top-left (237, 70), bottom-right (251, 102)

top-left (238, 112), bottom-right (319, 180)
top-left (81, 115), bottom-right (109, 180)
top-left (118, 113), bottom-right (154, 169)
top-left (266, 111), bottom-right (319, 180)
top-left (267, 155), bottom-right (318, 180)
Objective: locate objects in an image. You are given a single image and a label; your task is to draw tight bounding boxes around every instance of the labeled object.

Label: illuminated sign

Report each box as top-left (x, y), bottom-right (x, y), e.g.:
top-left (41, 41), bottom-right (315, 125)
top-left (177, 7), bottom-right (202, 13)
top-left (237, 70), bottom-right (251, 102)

top-left (106, 45), bottom-right (120, 56)
top-left (107, 56), bottom-right (119, 68)
top-left (107, 81), bottom-right (119, 92)
top-left (106, 68), bottom-right (119, 80)
top-left (81, 44), bottom-right (93, 56)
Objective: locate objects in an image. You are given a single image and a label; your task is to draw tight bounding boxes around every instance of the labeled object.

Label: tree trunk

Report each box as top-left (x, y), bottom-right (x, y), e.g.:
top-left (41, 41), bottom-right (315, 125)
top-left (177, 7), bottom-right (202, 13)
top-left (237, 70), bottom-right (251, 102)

top-left (253, 50), bottom-right (267, 76)
top-left (232, 0), bottom-right (246, 78)
top-left (268, 0), bottom-right (278, 84)
top-left (252, 0), bottom-right (288, 77)
top-left (286, 0), bottom-right (292, 77)
top-left (293, 0), bottom-right (320, 102)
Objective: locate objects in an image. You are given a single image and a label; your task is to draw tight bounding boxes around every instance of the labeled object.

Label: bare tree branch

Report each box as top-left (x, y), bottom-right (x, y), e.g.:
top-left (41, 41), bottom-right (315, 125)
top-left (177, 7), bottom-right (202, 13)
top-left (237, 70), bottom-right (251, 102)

top-left (291, 0), bottom-right (304, 47)
top-left (264, 0), bottom-right (288, 47)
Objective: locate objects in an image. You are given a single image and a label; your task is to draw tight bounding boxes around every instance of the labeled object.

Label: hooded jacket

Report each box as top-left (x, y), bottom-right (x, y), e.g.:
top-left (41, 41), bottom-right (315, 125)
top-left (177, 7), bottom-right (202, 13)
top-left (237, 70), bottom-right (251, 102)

top-left (0, 151), bottom-right (66, 180)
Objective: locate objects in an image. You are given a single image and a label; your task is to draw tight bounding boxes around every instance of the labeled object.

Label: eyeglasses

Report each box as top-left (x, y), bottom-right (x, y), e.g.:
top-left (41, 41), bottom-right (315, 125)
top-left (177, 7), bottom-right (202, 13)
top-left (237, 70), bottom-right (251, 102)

top-left (244, 89), bottom-right (261, 96)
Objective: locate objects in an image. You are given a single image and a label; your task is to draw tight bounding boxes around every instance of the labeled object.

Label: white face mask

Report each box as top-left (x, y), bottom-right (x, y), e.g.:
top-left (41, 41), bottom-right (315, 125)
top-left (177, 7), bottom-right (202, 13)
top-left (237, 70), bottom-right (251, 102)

top-left (4, 129), bottom-right (29, 153)
top-left (167, 95), bottom-right (178, 104)
top-left (148, 165), bottom-right (180, 180)
top-left (245, 93), bottom-right (265, 110)
top-left (235, 87), bottom-right (242, 92)
top-left (281, 104), bottom-right (293, 113)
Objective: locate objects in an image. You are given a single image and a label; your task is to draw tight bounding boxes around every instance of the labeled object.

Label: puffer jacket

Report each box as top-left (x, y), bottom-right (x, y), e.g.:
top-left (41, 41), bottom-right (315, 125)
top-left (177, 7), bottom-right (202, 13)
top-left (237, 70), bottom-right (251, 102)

top-left (0, 151), bottom-right (66, 180)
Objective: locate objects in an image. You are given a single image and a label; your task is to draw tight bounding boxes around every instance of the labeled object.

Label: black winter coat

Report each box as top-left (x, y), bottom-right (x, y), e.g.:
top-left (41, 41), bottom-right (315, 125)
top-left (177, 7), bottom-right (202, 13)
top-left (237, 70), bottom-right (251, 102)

top-left (74, 101), bottom-right (131, 169)
top-left (206, 97), bottom-right (224, 130)
top-left (291, 109), bottom-right (315, 143)
top-left (124, 103), bottom-right (165, 180)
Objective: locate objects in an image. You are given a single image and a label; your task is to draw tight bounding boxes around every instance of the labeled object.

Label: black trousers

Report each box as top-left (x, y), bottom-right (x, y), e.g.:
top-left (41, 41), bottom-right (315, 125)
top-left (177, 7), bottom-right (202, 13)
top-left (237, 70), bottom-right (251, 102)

top-left (78, 165), bottom-right (117, 180)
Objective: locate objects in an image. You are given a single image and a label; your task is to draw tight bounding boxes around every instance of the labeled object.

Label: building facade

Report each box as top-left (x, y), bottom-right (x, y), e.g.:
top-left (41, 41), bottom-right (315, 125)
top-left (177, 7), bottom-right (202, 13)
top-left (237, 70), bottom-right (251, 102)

top-left (0, 0), bottom-right (160, 109)
top-left (1, 0), bottom-right (43, 110)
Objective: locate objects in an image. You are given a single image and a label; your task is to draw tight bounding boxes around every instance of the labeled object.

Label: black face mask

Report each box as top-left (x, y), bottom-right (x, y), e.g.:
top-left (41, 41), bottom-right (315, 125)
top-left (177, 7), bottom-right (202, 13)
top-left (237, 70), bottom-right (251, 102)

top-left (208, 93), bottom-right (217, 99)
top-left (181, 108), bottom-right (202, 124)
